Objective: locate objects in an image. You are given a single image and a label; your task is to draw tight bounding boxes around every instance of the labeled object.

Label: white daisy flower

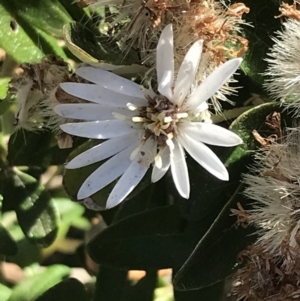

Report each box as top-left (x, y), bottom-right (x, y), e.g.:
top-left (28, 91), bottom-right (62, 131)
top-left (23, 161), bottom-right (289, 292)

top-left (55, 24), bottom-right (243, 209)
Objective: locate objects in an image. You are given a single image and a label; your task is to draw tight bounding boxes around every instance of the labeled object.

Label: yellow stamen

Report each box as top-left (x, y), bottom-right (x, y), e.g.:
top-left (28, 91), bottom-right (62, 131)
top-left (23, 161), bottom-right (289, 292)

top-left (132, 116), bottom-right (144, 123)
top-left (164, 116), bottom-right (172, 123)
top-left (176, 112), bottom-right (188, 119)
top-left (127, 103), bottom-right (138, 111)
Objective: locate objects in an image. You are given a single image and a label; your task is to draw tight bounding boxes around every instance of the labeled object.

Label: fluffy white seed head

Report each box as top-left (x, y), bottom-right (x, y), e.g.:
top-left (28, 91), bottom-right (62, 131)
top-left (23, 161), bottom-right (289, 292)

top-left (264, 18), bottom-right (300, 115)
top-left (243, 127), bottom-right (300, 258)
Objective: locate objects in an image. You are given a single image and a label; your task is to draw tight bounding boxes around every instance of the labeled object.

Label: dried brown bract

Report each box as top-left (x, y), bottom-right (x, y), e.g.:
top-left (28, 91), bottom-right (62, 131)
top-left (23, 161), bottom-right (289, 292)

top-left (276, 1), bottom-right (300, 21)
top-left (232, 244), bottom-right (300, 301)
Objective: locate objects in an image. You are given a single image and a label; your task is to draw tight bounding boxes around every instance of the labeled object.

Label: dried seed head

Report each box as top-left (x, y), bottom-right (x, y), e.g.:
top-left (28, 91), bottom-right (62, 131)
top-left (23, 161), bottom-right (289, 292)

top-left (9, 56), bottom-right (89, 148)
top-left (232, 244), bottom-right (300, 301)
top-left (264, 5), bottom-right (300, 115)
top-left (232, 125), bottom-right (300, 300)
top-left (9, 55), bottom-right (70, 131)
top-left (171, 0), bottom-right (249, 111)
top-left (242, 127), bottom-right (300, 258)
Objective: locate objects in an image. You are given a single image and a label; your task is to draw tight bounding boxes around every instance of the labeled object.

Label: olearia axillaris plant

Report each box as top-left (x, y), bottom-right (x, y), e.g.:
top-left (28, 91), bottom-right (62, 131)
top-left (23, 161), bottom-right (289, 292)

top-left (7, 0), bottom-right (300, 299)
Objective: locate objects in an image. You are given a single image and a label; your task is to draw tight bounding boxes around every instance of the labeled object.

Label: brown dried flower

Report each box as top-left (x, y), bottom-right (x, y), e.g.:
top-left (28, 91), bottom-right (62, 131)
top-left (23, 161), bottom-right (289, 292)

top-left (9, 56), bottom-right (88, 148)
top-left (232, 244), bottom-right (300, 301)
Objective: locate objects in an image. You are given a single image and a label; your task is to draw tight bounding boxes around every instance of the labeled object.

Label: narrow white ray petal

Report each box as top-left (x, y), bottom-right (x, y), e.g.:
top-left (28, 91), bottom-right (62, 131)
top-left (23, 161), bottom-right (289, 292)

top-left (170, 139), bottom-right (189, 198)
top-left (60, 83), bottom-right (146, 108)
top-left (177, 134), bottom-right (229, 181)
top-left (186, 58), bottom-right (242, 110)
top-left (179, 122), bottom-right (243, 146)
top-left (197, 101), bottom-right (209, 112)
top-left (66, 132), bottom-right (142, 169)
top-left (54, 103), bottom-right (135, 121)
top-left (158, 70), bottom-right (173, 100)
top-left (60, 120), bottom-right (137, 139)
top-left (75, 67), bottom-right (144, 98)
top-left (156, 24), bottom-right (174, 86)
top-left (77, 143), bottom-right (138, 199)
top-left (151, 146), bottom-right (171, 183)
top-left (173, 40), bottom-right (203, 106)
top-left (139, 138), bottom-right (158, 165)
top-left (106, 159), bottom-right (148, 209)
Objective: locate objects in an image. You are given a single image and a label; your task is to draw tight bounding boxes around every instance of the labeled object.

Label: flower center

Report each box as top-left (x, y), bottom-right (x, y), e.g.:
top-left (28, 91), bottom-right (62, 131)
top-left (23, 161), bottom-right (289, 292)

top-left (132, 94), bottom-right (188, 147)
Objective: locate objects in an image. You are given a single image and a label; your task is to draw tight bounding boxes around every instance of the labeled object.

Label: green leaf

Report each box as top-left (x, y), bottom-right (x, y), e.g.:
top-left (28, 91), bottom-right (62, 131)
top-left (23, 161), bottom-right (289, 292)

top-left (0, 78), bottom-right (11, 100)
top-left (0, 283), bottom-right (12, 301)
top-left (0, 3), bottom-right (43, 63)
top-left (123, 271), bottom-right (157, 301)
top-left (8, 237), bottom-right (41, 268)
top-left (3, 169), bottom-right (59, 247)
top-left (93, 266), bottom-right (129, 301)
top-left (58, 0), bottom-right (91, 24)
top-left (174, 280), bottom-right (227, 301)
top-left (54, 198), bottom-right (85, 225)
top-left (173, 185), bottom-right (255, 290)
top-left (8, 129), bottom-right (86, 168)
top-left (8, 265), bottom-right (70, 301)
top-left (87, 205), bottom-right (192, 269)
top-left (0, 2), bottom-right (68, 64)
top-left (35, 278), bottom-right (89, 301)
top-left (7, 130), bottom-right (53, 167)
top-left (2, 0), bottom-right (72, 38)
top-left (63, 22), bottom-right (140, 65)
top-left (173, 102), bottom-right (287, 290)
top-left (0, 97), bottom-right (12, 117)
top-left (239, 0), bottom-right (281, 84)
top-left (112, 179), bottom-right (169, 223)
top-left (0, 223), bottom-right (18, 256)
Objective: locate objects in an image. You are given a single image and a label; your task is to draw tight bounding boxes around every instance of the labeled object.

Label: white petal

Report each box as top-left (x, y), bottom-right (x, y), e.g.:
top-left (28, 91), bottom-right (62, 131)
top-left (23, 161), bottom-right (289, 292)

top-left (60, 83), bottom-right (146, 108)
top-left (197, 101), bottom-right (209, 112)
top-left (77, 143), bottom-right (138, 199)
top-left (138, 138), bottom-right (157, 165)
top-left (186, 58), bottom-right (242, 110)
top-left (76, 67), bottom-right (144, 98)
top-left (173, 40), bottom-right (203, 106)
top-left (151, 146), bottom-right (171, 183)
top-left (111, 137), bottom-right (157, 208)
top-left (60, 120), bottom-right (137, 139)
top-left (158, 70), bottom-right (173, 99)
top-left (177, 134), bottom-right (229, 181)
top-left (170, 139), bottom-right (189, 198)
top-left (106, 159), bottom-right (148, 209)
top-left (179, 122), bottom-right (243, 146)
top-left (66, 132), bottom-right (141, 169)
top-left (54, 103), bottom-right (134, 120)
top-left (156, 24), bottom-right (174, 87)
